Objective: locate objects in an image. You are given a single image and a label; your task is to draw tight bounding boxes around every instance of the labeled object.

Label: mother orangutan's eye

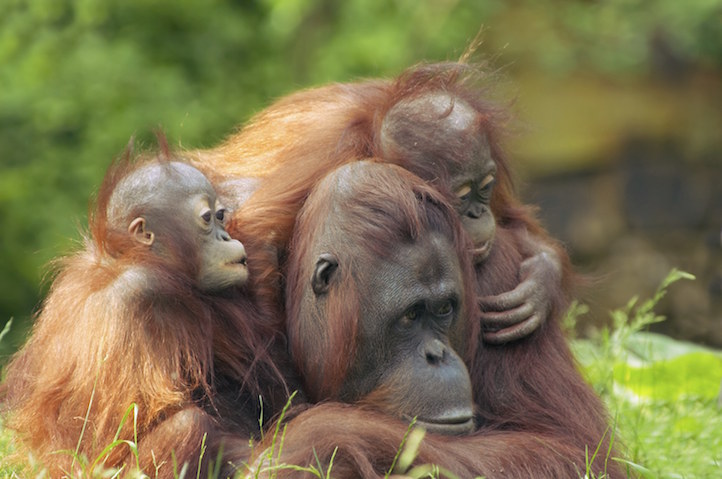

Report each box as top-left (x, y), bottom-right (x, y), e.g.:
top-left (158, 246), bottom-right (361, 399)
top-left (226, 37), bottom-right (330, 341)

top-left (436, 301), bottom-right (453, 316)
top-left (400, 308), bottom-right (419, 327)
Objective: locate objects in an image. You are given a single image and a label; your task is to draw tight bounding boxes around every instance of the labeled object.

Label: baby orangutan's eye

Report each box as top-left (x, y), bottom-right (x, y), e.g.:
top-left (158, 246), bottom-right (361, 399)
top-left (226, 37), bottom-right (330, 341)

top-left (479, 174), bottom-right (495, 191)
top-left (455, 184), bottom-right (472, 201)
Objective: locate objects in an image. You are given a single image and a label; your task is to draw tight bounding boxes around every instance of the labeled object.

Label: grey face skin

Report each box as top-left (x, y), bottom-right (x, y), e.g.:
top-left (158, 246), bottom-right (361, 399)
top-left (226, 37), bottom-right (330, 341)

top-left (380, 93), bottom-right (497, 264)
top-left (442, 109), bottom-right (497, 264)
top-left (312, 232), bottom-right (475, 436)
top-left (110, 161), bottom-right (248, 292)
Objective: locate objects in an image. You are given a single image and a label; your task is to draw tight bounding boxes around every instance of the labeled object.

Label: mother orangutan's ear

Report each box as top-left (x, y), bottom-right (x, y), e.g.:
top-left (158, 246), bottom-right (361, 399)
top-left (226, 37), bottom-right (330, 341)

top-left (312, 253), bottom-right (338, 296)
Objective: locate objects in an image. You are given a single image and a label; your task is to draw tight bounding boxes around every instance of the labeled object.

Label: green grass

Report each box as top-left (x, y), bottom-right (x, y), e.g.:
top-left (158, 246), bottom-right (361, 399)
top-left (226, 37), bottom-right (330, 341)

top-left (569, 269), bottom-right (722, 479)
top-left (2, 269), bottom-right (720, 478)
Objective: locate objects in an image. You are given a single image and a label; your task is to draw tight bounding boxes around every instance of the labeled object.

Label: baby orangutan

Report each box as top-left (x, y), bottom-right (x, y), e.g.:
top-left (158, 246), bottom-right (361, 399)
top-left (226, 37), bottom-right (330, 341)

top-left (2, 140), bottom-right (290, 477)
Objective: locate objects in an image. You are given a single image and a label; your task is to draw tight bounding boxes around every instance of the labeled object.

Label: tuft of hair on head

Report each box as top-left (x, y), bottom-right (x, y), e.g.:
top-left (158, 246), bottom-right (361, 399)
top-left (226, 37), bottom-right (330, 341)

top-left (153, 128), bottom-right (173, 164)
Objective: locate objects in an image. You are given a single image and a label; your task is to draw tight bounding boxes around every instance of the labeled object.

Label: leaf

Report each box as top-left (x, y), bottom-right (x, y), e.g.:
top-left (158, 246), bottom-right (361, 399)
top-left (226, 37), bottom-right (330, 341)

top-left (614, 351), bottom-right (722, 401)
top-left (625, 332), bottom-right (721, 362)
top-left (0, 318), bottom-right (12, 344)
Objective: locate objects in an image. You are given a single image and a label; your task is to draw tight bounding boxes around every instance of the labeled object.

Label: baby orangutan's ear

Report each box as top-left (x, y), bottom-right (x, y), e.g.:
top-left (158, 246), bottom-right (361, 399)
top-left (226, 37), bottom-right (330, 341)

top-left (129, 217), bottom-right (155, 246)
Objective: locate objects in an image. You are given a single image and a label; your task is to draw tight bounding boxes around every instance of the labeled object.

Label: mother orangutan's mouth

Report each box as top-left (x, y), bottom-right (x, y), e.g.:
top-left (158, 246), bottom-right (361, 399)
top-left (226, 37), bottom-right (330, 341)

top-left (402, 413), bottom-right (475, 436)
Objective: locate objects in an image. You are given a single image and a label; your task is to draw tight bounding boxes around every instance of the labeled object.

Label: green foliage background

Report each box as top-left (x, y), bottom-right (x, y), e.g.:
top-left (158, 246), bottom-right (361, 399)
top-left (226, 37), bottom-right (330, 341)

top-left (1, 0), bottom-right (721, 354)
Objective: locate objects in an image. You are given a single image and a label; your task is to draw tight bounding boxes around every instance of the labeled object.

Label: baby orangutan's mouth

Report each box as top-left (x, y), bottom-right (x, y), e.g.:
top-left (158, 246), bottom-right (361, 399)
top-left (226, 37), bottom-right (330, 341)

top-left (227, 255), bottom-right (247, 267)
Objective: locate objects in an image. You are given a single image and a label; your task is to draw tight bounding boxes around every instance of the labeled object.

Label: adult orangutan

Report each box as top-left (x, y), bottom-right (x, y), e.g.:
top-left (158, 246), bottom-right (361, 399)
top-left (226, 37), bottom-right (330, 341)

top-left (2, 141), bottom-right (292, 477)
top-left (285, 161), bottom-right (477, 435)
top-left (249, 161), bottom-right (621, 478)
